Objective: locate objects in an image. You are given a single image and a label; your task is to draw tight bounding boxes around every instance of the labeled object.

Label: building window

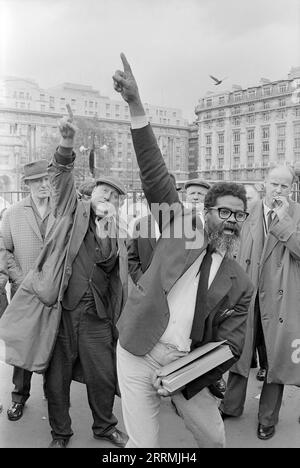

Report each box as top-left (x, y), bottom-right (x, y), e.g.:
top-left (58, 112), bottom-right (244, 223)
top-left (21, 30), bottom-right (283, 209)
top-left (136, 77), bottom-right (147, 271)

top-left (248, 104), bottom-right (255, 112)
top-left (218, 133), bottom-right (224, 144)
top-left (233, 131), bottom-right (240, 142)
top-left (295, 108), bottom-right (300, 117)
top-left (218, 146), bottom-right (224, 155)
top-left (247, 129), bottom-right (255, 140)
top-left (233, 117), bottom-right (240, 126)
top-left (263, 101), bottom-right (270, 109)
top-left (19, 92), bottom-right (24, 99)
top-left (217, 119), bottom-right (224, 127)
top-left (263, 87), bottom-right (271, 96)
top-left (262, 141), bottom-right (269, 152)
top-left (234, 93), bottom-right (242, 102)
top-left (277, 140), bottom-right (285, 152)
top-left (206, 99), bottom-right (212, 107)
top-left (277, 125), bottom-right (286, 137)
top-left (205, 112), bottom-right (212, 119)
top-left (262, 112), bottom-right (270, 121)
top-left (41, 104), bottom-right (45, 112)
top-left (248, 143), bottom-right (254, 153)
top-left (277, 110), bottom-right (285, 119)
top-left (279, 98), bottom-right (286, 107)
top-left (248, 89), bottom-right (256, 99)
top-left (233, 157), bottom-right (240, 168)
top-left (205, 147), bottom-right (212, 157)
top-left (89, 101), bottom-right (93, 108)
top-left (247, 156), bottom-right (254, 167)
top-left (205, 160), bottom-right (211, 170)
top-left (219, 96), bottom-right (225, 105)
top-left (232, 106), bottom-right (240, 115)
top-left (262, 155), bottom-right (269, 166)
top-left (218, 109), bottom-right (225, 117)
top-left (218, 158), bottom-right (224, 169)
top-left (279, 83), bottom-right (287, 93)
top-left (262, 127), bottom-right (270, 139)
top-left (206, 134), bottom-right (212, 145)
top-left (246, 114), bottom-right (255, 124)
top-left (234, 144), bottom-right (240, 154)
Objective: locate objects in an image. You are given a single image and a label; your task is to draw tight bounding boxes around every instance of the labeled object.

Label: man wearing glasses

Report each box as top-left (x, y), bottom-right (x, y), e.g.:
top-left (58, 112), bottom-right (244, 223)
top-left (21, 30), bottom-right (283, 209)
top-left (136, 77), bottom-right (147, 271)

top-left (113, 53), bottom-right (254, 448)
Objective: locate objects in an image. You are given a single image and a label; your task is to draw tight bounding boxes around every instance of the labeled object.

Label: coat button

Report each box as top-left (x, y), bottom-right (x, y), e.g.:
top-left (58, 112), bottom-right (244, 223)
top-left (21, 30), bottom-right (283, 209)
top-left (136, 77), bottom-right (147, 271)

top-left (246, 259), bottom-right (251, 265)
top-left (279, 318), bottom-right (283, 323)
top-left (277, 263), bottom-right (282, 268)
top-left (278, 290), bottom-right (283, 295)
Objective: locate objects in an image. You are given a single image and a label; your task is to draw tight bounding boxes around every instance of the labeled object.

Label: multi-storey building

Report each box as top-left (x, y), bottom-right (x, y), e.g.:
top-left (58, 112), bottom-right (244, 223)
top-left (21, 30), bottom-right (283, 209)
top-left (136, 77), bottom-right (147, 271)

top-left (0, 77), bottom-right (189, 191)
top-left (195, 67), bottom-right (300, 184)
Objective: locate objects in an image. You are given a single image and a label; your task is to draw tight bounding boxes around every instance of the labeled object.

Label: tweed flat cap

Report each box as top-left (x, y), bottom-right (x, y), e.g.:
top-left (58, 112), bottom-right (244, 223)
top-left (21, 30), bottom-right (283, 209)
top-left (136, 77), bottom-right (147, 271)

top-left (184, 179), bottom-right (211, 190)
top-left (23, 159), bottom-right (49, 181)
top-left (95, 176), bottom-right (127, 195)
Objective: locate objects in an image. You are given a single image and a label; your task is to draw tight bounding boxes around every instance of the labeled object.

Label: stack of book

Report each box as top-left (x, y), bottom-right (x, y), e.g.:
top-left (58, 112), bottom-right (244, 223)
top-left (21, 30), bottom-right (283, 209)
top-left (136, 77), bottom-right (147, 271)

top-left (157, 341), bottom-right (233, 393)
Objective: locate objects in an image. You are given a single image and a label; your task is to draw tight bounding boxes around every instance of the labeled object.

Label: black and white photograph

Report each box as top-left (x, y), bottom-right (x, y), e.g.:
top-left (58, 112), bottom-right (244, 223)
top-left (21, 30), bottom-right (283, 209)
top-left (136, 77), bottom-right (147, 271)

top-left (0, 0), bottom-right (300, 452)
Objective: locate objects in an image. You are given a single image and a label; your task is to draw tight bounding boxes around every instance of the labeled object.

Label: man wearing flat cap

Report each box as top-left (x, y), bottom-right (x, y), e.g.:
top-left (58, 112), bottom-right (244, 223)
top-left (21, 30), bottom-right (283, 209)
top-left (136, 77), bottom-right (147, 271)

top-left (40, 119), bottom-right (129, 448)
top-left (0, 119), bottom-right (129, 448)
top-left (184, 179), bottom-right (211, 224)
top-left (0, 159), bottom-right (56, 421)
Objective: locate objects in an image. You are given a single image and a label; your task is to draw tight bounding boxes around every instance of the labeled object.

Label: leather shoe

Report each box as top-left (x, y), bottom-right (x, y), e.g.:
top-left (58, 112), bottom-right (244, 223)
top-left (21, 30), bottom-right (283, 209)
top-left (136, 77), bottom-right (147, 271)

top-left (94, 428), bottom-right (129, 448)
top-left (7, 402), bottom-right (24, 421)
top-left (215, 377), bottom-right (227, 393)
top-left (257, 423), bottom-right (275, 440)
top-left (48, 438), bottom-right (69, 448)
top-left (256, 368), bottom-right (267, 382)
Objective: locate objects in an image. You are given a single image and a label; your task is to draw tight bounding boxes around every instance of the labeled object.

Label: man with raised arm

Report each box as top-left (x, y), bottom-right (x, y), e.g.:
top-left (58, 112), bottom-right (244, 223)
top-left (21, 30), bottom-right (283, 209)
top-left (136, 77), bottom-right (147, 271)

top-left (112, 54), bottom-right (253, 448)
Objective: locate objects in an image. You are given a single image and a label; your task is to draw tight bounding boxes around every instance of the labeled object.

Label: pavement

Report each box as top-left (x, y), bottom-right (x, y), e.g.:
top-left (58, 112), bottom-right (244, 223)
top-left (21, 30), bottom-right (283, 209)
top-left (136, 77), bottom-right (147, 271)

top-left (0, 361), bottom-right (300, 448)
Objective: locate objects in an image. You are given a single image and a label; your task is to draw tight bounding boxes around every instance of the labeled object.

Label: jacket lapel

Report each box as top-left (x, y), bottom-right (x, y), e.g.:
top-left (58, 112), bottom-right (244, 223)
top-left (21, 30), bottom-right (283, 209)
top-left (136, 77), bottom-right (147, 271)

top-left (261, 201), bottom-right (295, 265)
top-left (205, 258), bottom-right (234, 320)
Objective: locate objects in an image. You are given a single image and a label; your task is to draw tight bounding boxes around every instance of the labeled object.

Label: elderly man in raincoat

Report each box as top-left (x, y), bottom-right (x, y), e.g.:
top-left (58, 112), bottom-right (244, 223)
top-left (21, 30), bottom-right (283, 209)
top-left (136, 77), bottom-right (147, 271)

top-left (220, 165), bottom-right (300, 441)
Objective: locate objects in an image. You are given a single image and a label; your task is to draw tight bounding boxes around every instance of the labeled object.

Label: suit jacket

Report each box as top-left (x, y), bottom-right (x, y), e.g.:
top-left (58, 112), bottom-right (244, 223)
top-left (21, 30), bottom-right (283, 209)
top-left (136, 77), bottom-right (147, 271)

top-left (0, 195), bottom-right (56, 292)
top-left (117, 124), bottom-right (253, 399)
top-left (127, 214), bottom-right (157, 284)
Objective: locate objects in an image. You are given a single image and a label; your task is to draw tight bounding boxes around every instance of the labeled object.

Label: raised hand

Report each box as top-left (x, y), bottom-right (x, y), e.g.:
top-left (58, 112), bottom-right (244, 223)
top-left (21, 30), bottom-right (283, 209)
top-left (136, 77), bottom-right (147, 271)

top-left (113, 53), bottom-right (141, 105)
top-left (58, 110), bottom-right (77, 148)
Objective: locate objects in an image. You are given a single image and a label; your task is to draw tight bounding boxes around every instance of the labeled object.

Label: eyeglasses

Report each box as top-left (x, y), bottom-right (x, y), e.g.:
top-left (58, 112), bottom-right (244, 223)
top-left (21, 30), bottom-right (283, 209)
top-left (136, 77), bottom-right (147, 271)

top-left (208, 207), bottom-right (249, 222)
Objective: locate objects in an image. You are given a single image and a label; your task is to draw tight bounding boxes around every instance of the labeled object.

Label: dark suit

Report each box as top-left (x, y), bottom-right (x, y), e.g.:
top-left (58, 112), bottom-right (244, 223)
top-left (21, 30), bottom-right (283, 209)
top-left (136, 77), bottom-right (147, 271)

top-left (127, 215), bottom-right (156, 284)
top-left (116, 124), bottom-right (253, 447)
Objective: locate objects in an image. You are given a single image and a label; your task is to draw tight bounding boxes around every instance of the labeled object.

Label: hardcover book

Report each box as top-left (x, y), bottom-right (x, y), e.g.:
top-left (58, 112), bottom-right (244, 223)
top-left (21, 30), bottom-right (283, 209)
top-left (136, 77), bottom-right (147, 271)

top-left (157, 341), bottom-right (233, 393)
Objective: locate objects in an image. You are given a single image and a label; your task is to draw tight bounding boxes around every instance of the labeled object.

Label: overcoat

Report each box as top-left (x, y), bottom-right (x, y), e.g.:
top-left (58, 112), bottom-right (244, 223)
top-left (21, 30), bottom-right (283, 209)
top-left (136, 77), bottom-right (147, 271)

top-left (0, 150), bottom-right (128, 375)
top-left (231, 199), bottom-right (300, 385)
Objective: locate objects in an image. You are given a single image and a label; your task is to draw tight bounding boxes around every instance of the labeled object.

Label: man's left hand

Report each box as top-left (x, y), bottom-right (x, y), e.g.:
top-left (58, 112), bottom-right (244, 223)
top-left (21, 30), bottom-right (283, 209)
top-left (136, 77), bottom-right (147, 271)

top-left (272, 195), bottom-right (289, 220)
top-left (152, 373), bottom-right (171, 397)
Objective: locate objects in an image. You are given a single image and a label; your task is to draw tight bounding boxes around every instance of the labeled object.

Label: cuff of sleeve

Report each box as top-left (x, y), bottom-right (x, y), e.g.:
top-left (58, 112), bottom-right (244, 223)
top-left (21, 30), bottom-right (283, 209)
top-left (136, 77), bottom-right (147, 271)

top-left (131, 114), bottom-right (148, 129)
top-left (57, 146), bottom-right (74, 157)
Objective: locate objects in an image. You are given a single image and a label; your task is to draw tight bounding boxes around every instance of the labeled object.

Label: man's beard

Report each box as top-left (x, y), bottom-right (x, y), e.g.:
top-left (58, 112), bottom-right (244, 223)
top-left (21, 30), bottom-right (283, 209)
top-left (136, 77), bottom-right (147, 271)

top-left (208, 225), bottom-right (240, 258)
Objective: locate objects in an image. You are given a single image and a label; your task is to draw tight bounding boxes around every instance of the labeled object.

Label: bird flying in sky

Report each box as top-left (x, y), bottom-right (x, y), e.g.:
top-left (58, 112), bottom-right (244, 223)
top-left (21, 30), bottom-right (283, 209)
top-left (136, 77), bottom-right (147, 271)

top-left (209, 75), bottom-right (228, 85)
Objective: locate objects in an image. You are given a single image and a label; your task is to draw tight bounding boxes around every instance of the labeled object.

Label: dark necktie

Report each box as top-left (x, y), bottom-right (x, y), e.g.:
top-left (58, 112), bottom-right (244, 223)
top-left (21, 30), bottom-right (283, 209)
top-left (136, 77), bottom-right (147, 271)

top-left (190, 246), bottom-right (213, 344)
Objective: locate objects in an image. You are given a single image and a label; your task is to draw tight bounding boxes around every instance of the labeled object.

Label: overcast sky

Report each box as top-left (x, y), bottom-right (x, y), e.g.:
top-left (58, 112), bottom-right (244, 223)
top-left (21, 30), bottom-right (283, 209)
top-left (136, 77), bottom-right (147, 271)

top-left (1, 0), bottom-right (299, 120)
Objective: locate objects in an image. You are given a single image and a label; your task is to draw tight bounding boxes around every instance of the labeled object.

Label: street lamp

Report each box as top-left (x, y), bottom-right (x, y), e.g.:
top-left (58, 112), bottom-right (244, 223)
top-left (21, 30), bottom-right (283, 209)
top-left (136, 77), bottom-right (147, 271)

top-left (79, 145), bottom-right (89, 181)
top-left (100, 144), bottom-right (108, 175)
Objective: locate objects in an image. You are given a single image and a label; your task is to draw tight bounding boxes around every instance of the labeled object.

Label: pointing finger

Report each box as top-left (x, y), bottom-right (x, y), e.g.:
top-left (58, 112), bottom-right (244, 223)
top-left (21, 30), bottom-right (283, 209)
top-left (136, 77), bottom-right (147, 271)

top-left (120, 52), bottom-right (132, 73)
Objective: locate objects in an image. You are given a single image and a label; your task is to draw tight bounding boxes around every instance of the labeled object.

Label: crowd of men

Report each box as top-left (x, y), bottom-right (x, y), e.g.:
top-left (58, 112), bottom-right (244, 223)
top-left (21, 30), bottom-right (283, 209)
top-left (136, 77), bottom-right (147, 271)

top-left (0, 54), bottom-right (300, 448)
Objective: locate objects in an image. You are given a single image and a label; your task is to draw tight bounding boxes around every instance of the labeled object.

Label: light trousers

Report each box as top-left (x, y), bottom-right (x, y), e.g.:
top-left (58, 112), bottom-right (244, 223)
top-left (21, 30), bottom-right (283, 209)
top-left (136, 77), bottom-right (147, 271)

top-left (117, 341), bottom-right (225, 448)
